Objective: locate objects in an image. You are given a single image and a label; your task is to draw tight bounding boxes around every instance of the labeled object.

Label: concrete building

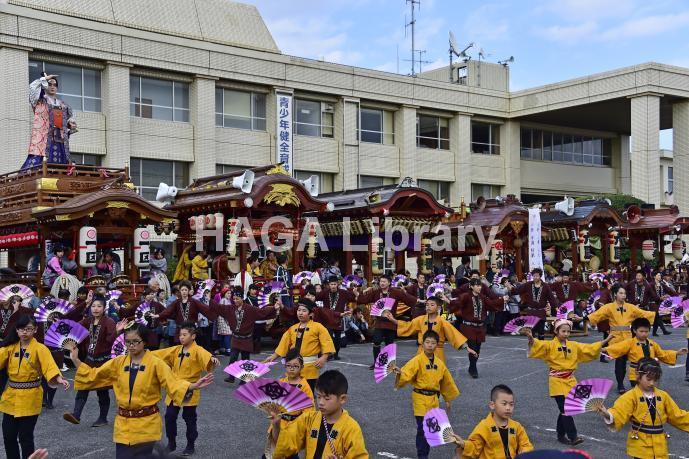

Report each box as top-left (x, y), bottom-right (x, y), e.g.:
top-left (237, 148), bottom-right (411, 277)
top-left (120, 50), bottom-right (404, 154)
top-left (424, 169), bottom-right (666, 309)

top-left (1, 0), bottom-right (689, 214)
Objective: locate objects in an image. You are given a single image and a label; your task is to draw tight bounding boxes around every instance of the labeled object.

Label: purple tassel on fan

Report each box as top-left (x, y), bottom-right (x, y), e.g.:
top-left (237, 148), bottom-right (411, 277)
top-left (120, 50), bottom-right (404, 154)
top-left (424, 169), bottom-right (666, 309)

top-left (44, 319), bottom-right (88, 350)
top-left (111, 334), bottom-right (127, 359)
top-left (34, 297), bottom-right (74, 323)
top-left (392, 274), bottom-right (408, 287)
top-left (374, 343), bottom-right (396, 383)
top-left (564, 378), bottom-right (614, 416)
top-left (586, 290), bottom-right (601, 315)
top-left (343, 274), bottom-right (363, 288)
top-left (370, 297), bottom-right (395, 317)
top-left (224, 360), bottom-right (274, 381)
top-left (503, 315), bottom-right (541, 335)
top-left (556, 300), bottom-right (574, 319)
top-left (670, 303), bottom-right (689, 328)
top-left (233, 378), bottom-right (314, 414)
top-left (422, 408), bottom-right (456, 447)
top-left (658, 296), bottom-right (682, 316)
top-left (135, 302), bottom-right (152, 325)
top-left (426, 283), bottom-right (445, 299)
top-left (258, 281), bottom-right (284, 308)
top-left (293, 271), bottom-right (313, 284)
top-left (0, 283), bottom-right (34, 302)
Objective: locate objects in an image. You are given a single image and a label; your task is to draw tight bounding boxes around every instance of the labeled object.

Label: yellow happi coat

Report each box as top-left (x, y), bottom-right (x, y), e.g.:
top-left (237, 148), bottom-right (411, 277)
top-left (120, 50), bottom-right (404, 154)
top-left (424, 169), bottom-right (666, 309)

top-left (274, 409), bottom-right (368, 459)
top-left (461, 413), bottom-right (534, 459)
top-left (275, 320), bottom-right (335, 380)
top-left (396, 352), bottom-right (460, 417)
top-left (605, 337), bottom-right (678, 382)
top-left (396, 314), bottom-right (467, 362)
top-left (528, 337), bottom-right (602, 396)
top-left (75, 351), bottom-right (191, 445)
top-left (0, 338), bottom-right (61, 417)
top-left (588, 302), bottom-right (655, 345)
top-left (267, 375), bottom-right (315, 457)
top-left (152, 341), bottom-right (213, 407)
top-left (607, 386), bottom-right (689, 459)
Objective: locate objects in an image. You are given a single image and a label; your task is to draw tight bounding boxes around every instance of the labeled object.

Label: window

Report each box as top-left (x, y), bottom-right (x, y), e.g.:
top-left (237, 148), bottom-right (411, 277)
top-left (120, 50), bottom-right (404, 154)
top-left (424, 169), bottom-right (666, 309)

top-left (471, 122), bottom-right (500, 155)
top-left (130, 158), bottom-right (189, 200)
top-left (417, 179), bottom-right (450, 202)
top-left (359, 175), bottom-right (397, 188)
top-left (214, 88), bottom-right (266, 130)
top-left (294, 99), bottom-right (334, 138)
top-left (130, 76), bottom-right (189, 122)
top-left (29, 60), bottom-right (101, 112)
top-left (520, 128), bottom-right (611, 166)
top-left (668, 166), bottom-right (674, 193)
top-left (294, 170), bottom-right (334, 194)
top-left (457, 66), bottom-right (468, 85)
top-left (71, 154), bottom-right (102, 166)
top-left (359, 108), bottom-right (394, 144)
top-left (471, 184), bottom-right (501, 202)
top-left (417, 115), bottom-right (450, 150)
top-left (215, 164), bottom-right (244, 176)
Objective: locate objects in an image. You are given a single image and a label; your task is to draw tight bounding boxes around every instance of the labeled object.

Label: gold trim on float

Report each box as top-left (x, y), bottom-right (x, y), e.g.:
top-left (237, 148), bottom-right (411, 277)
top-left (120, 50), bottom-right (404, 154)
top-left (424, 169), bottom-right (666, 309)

top-left (55, 215), bottom-right (71, 221)
top-left (106, 201), bottom-right (130, 209)
top-left (31, 206), bottom-right (51, 213)
top-left (264, 184), bottom-right (300, 207)
top-left (266, 164), bottom-right (289, 176)
top-left (123, 182), bottom-right (135, 190)
top-left (36, 178), bottom-right (59, 191)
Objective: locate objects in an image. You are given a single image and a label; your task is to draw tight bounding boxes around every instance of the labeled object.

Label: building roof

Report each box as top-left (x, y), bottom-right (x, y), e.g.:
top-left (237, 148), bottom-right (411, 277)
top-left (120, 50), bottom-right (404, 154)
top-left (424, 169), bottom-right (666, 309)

top-left (444, 196), bottom-right (528, 233)
top-left (539, 200), bottom-right (624, 227)
top-left (620, 206), bottom-right (689, 234)
top-left (8, 0), bottom-right (279, 53)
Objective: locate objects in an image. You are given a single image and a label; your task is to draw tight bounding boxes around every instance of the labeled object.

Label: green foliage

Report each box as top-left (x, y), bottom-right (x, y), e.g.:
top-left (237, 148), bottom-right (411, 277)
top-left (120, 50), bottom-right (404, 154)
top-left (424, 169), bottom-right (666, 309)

top-left (575, 194), bottom-right (646, 213)
top-left (167, 255), bottom-right (178, 280)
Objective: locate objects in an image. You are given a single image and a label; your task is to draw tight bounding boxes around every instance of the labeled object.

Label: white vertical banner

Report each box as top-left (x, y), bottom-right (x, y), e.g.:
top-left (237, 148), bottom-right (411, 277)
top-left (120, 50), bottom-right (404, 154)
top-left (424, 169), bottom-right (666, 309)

top-left (528, 208), bottom-right (543, 272)
top-left (276, 92), bottom-right (293, 175)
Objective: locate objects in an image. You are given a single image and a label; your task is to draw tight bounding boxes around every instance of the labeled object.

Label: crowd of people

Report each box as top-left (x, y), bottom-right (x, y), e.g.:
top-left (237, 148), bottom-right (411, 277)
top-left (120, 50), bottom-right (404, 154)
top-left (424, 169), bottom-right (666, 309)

top-left (1, 245), bottom-right (689, 459)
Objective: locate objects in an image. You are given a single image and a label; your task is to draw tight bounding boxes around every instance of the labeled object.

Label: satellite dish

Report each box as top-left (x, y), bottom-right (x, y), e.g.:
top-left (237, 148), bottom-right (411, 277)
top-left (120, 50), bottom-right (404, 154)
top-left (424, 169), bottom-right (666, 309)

top-left (300, 175), bottom-right (320, 197)
top-left (231, 170), bottom-right (255, 194)
top-left (155, 183), bottom-right (178, 203)
top-left (449, 31), bottom-right (459, 56)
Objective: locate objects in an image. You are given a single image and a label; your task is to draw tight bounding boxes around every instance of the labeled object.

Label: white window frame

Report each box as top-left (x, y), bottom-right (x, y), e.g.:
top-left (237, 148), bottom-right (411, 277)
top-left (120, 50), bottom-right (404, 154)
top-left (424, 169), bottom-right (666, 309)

top-left (130, 158), bottom-right (188, 200)
top-left (667, 166), bottom-right (674, 194)
top-left (294, 99), bottom-right (334, 138)
top-left (520, 128), bottom-right (611, 166)
top-left (29, 60), bottom-right (101, 113)
top-left (130, 76), bottom-right (190, 122)
top-left (215, 88), bottom-right (266, 131)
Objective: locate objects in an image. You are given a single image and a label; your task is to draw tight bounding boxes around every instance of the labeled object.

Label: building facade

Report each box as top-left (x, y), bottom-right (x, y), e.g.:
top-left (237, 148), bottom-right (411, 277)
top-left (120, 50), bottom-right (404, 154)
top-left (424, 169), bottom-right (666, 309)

top-left (1, 0), bottom-right (689, 213)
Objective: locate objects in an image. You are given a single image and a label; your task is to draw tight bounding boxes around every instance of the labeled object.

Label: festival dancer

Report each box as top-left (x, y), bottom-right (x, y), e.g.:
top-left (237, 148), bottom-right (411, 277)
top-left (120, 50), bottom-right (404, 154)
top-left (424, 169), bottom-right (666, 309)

top-left (524, 318), bottom-right (611, 446)
top-left (510, 268), bottom-right (560, 339)
top-left (587, 283), bottom-right (655, 394)
top-left (70, 323), bottom-right (214, 459)
top-left (153, 280), bottom-right (215, 343)
top-left (356, 274), bottom-right (418, 369)
top-left (626, 270), bottom-right (659, 314)
top-left (63, 295), bottom-right (122, 427)
top-left (649, 271), bottom-right (674, 336)
top-left (452, 270), bottom-right (500, 299)
top-left (315, 276), bottom-right (356, 361)
top-left (552, 271), bottom-right (595, 304)
top-left (264, 299), bottom-right (335, 391)
top-left (0, 315), bottom-right (70, 459)
top-left (454, 384), bottom-right (534, 458)
top-left (406, 272), bottom-right (430, 318)
top-left (152, 322), bottom-right (219, 456)
top-left (596, 358), bottom-right (689, 459)
top-left (271, 370), bottom-right (368, 458)
top-left (383, 296), bottom-right (471, 362)
top-left (449, 279), bottom-right (508, 378)
top-left (391, 330), bottom-right (460, 459)
top-left (0, 290), bottom-right (34, 395)
top-left (119, 288), bottom-right (165, 350)
top-left (604, 317), bottom-right (687, 388)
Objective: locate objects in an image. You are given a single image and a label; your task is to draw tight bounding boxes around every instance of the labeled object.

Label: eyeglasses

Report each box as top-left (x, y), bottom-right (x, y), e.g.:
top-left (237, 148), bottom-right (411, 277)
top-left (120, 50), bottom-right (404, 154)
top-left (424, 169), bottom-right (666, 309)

top-left (285, 364), bottom-right (302, 370)
top-left (125, 340), bottom-right (143, 346)
top-left (17, 327), bottom-right (36, 333)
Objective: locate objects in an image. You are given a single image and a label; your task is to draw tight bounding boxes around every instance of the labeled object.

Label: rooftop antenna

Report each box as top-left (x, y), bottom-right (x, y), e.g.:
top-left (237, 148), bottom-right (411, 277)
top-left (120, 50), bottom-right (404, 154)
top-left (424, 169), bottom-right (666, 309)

top-left (477, 47), bottom-right (490, 87)
top-left (448, 31), bottom-right (473, 82)
top-left (405, 0), bottom-right (421, 76)
top-left (498, 56), bottom-right (515, 66)
top-left (404, 49), bottom-right (431, 73)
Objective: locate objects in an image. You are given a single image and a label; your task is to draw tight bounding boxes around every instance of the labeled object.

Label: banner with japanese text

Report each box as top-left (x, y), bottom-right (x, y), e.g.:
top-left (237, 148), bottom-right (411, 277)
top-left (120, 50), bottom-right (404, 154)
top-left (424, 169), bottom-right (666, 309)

top-left (276, 92), bottom-right (293, 175)
top-left (528, 208), bottom-right (543, 272)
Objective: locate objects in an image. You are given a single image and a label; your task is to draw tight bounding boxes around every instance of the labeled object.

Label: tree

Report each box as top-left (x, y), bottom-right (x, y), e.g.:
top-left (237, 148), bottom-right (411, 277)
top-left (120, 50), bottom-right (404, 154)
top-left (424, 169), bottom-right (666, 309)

top-left (575, 193), bottom-right (646, 213)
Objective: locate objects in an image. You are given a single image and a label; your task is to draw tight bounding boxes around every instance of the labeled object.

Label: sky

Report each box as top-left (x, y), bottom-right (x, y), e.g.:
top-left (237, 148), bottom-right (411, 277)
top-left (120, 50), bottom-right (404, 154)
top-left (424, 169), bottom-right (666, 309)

top-left (247, 0), bottom-right (689, 148)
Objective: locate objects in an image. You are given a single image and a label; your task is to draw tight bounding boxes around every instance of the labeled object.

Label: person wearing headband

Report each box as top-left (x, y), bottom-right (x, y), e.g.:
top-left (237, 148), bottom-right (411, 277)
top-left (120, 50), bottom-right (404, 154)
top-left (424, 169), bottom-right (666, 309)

top-left (523, 316), bottom-right (612, 446)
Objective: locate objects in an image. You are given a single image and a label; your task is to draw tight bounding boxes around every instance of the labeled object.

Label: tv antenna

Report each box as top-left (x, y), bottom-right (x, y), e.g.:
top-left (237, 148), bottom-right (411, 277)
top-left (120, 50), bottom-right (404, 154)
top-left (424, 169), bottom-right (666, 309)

top-left (448, 31), bottom-right (474, 82)
top-left (498, 56), bottom-right (515, 66)
top-left (404, 0), bottom-right (421, 76)
top-left (403, 50), bottom-right (432, 73)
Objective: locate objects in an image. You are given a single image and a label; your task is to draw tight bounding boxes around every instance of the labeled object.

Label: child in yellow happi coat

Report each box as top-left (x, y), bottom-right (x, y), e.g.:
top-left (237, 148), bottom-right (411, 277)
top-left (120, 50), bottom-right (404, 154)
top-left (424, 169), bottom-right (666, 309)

top-left (271, 370), bottom-right (368, 459)
top-left (70, 322), bottom-right (214, 459)
top-left (524, 318), bottom-right (611, 447)
top-left (454, 384), bottom-right (533, 458)
top-left (152, 321), bottom-right (219, 455)
top-left (0, 315), bottom-right (70, 459)
top-left (265, 298), bottom-right (335, 391)
top-left (384, 296), bottom-right (471, 362)
top-left (597, 358), bottom-right (689, 459)
top-left (587, 283), bottom-right (656, 393)
top-left (393, 329), bottom-right (460, 459)
top-left (604, 317), bottom-right (687, 387)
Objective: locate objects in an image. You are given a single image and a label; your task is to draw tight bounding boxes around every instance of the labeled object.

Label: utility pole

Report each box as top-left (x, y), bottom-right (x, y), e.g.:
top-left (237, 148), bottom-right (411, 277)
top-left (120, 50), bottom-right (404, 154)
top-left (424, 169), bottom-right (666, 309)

top-left (405, 0), bottom-right (420, 76)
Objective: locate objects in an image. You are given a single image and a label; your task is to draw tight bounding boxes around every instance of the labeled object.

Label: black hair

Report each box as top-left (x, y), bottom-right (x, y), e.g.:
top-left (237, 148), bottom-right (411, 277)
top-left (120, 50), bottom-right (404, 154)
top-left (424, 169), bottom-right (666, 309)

top-left (469, 278), bottom-right (482, 287)
top-left (461, 256), bottom-right (470, 264)
top-left (380, 274), bottom-right (392, 282)
top-left (276, 253), bottom-right (288, 265)
top-left (531, 268), bottom-right (543, 276)
top-left (315, 370), bottom-right (348, 396)
top-left (422, 330), bottom-right (440, 343)
top-left (456, 277), bottom-right (470, 288)
top-left (178, 280), bottom-right (193, 291)
top-left (142, 287), bottom-right (153, 297)
top-left (427, 296), bottom-right (442, 306)
top-left (352, 307), bottom-right (362, 315)
top-left (636, 358), bottom-right (662, 381)
top-left (179, 321), bottom-right (197, 335)
top-left (284, 348), bottom-right (303, 365)
top-left (469, 269), bottom-right (480, 277)
top-left (0, 314), bottom-right (37, 348)
top-left (611, 283), bottom-right (626, 296)
top-left (248, 283), bottom-right (259, 291)
top-left (303, 285), bottom-right (317, 296)
top-left (635, 269), bottom-right (646, 277)
top-left (327, 276), bottom-right (339, 284)
top-left (631, 317), bottom-right (651, 331)
top-left (490, 384), bottom-right (514, 401)
top-left (77, 287), bottom-right (90, 295)
top-left (91, 294), bottom-right (106, 306)
top-left (124, 323), bottom-right (149, 343)
top-left (52, 244), bottom-right (64, 254)
top-left (298, 298), bottom-right (316, 313)
top-left (57, 289), bottom-right (71, 300)
top-left (247, 254), bottom-right (259, 263)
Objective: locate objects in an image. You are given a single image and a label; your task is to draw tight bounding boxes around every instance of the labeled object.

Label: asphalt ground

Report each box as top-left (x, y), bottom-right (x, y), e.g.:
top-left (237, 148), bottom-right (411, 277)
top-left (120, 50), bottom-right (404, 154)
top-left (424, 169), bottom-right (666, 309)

top-left (22, 329), bottom-right (689, 459)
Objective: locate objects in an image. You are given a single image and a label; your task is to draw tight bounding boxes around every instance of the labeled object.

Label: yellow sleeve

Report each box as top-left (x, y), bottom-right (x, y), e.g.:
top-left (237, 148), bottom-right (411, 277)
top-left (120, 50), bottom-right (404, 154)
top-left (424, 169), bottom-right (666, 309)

top-left (664, 392), bottom-right (689, 433)
top-left (516, 423), bottom-right (534, 454)
top-left (274, 410), bottom-right (309, 457)
top-left (196, 346), bottom-right (214, 371)
top-left (396, 318), bottom-right (418, 338)
top-left (0, 346), bottom-right (10, 371)
top-left (575, 341), bottom-right (603, 363)
top-left (604, 339), bottom-right (633, 360)
top-left (342, 420), bottom-right (369, 459)
top-left (442, 319), bottom-right (468, 350)
top-left (155, 358), bottom-right (192, 406)
top-left (275, 328), bottom-right (293, 357)
top-left (609, 392), bottom-right (636, 431)
top-left (396, 358), bottom-right (418, 389)
top-left (439, 366), bottom-right (460, 402)
top-left (36, 343), bottom-right (61, 383)
top-left (633, 307), bottom-right (655, 322)
top-left (652, 342), bottom-right (677, 366)
top-left (587, 305), bottom-right (610, 325)
top-left (460, 423), bottom-right (487, 458)
top-left (151, 346), bottom-right (177, 368)
top-left (319, 324), bottom-right (336, 355)
top-left (528, 339), bottom-right (550, 361)
top-left (75, 358), bottom-right (119, 391)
